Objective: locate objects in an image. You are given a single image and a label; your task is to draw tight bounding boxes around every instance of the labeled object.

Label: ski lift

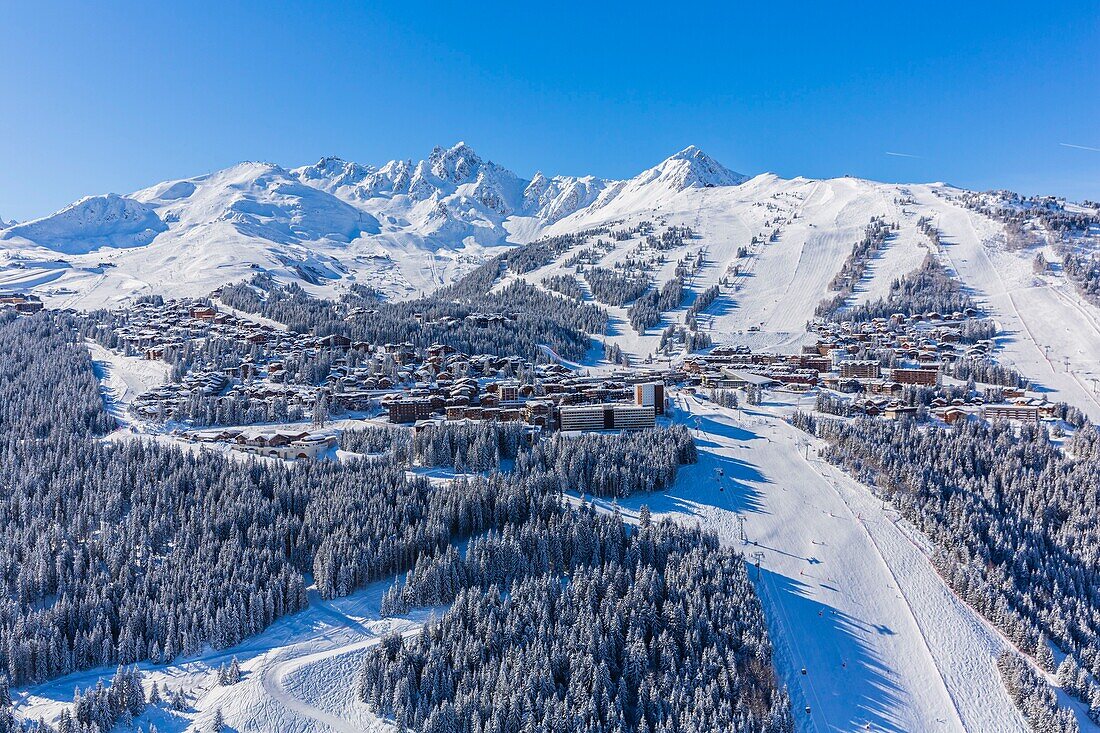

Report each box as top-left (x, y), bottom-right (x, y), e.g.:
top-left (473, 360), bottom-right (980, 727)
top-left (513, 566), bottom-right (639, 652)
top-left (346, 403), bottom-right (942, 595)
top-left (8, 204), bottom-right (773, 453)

top-left (805, 706), bottom-right (812, 715)
top-left (801, 667), bottom-right (807, 675)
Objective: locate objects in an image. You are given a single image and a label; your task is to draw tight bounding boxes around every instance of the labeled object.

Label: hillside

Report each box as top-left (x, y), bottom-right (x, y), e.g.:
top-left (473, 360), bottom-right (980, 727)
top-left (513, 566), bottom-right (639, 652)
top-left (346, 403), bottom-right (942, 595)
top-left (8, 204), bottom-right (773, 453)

top-left (2, 146), bottom-right (1098, 416)
top-left (0, 144), bottom-right (744, 308)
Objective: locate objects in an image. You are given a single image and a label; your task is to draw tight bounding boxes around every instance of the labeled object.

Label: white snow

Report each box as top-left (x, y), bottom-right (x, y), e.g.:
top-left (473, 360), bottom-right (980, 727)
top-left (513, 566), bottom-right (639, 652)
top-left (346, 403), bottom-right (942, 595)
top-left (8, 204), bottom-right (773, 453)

top-left (12, 582), bottom-right (424, 733)
top-left (593, 392), bottom-right (1033, 732)
top-left (909, 186), bottom-right (1100, 420)
top-left (6, 146), bottom-right (1100, 731)
top-left (85, 339), bottom-right (168, 422)
top-left (0, 194), bottom-right (167, 254)
top-left (0, 144), bottom-right (750, 310)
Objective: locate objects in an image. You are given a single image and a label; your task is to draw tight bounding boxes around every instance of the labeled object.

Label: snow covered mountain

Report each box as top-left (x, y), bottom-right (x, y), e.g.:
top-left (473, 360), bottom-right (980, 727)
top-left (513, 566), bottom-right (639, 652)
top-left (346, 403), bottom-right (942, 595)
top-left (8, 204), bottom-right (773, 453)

top-left (0, 143), bottom-right (749, 306)
top-left (3, 143), bottom-right (1099, 429)
top-left (0, 194), bottom-right (167, 254)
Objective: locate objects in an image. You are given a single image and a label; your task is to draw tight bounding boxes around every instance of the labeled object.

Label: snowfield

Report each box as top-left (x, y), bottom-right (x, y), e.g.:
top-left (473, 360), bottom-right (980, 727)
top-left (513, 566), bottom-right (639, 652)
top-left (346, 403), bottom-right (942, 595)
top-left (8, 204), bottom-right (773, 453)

top-left (86, 339), bottom-right (169, 422)
top-left (909, 185), bottom-right (1100, 420)
top-left (13, 582), bottom-right (425, 733)
top-left (5, 146), bottom-right (1100, 421)
top-left (639, 394), bottom-right (1031, 732)
top-left (7, 146), bottom-right (1100, 731)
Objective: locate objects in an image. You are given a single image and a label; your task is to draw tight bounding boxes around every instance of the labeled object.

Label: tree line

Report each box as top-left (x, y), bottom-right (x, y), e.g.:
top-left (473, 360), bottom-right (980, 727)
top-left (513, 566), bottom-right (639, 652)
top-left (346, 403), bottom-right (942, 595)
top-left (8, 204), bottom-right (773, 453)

top-left (795, 411), bottom-right (1100, 716)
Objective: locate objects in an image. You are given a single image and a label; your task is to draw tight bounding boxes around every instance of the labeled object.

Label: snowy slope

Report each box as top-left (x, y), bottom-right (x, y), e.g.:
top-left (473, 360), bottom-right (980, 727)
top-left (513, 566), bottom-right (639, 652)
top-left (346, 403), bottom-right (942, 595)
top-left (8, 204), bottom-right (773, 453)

top-left (655, 393), bottom-right (1028, 732)
top-left (12, 580), bottom-right (423, 733)
top-left (499, 174), bottom-right (912, 361)
top-left (0, 194), bottom-right (167, 254)
top-left (907, 185), bottom-right (1100, 420)
top-left (3, 145), bottom-right (1099, 420)
top-left (0, 144), bottom-right (747, 309)
top-left (85, 340), bottom-right (168, 424)
top-left (494, 174), bottom-right (1100, 422)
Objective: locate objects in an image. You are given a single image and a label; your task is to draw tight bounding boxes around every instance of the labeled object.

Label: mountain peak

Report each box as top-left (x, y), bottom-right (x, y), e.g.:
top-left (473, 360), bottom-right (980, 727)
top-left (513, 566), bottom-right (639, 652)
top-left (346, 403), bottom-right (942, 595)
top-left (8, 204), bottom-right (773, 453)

top-left (429, 142), bottom-right (484, 184)
top-left (645, 146), bottom-right (746, 190)
top-left (0, 193), bottom-right (167, 254)
top-left (671, 144), bottom-right (704, 158)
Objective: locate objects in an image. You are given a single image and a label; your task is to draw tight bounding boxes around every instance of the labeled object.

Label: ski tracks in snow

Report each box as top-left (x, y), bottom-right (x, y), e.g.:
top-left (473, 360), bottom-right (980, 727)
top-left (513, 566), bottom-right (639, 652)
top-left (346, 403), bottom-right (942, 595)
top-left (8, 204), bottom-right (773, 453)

top-left (669, 396), bottom-right (1027, 732)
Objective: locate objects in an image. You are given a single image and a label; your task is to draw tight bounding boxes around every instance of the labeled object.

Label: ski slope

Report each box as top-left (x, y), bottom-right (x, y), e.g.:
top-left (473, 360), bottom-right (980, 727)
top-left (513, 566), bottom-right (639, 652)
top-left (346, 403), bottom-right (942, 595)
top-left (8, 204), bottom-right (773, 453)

top-left (86, 339), bottom-right (169, 423)
top-left (12, 582), bottom-right (422, 733)
top-left (910, 186), bottom-right (1100, 421)
top-left (503, 174), bottom-right (918, 361)
top-left (594, 392), bottom-right (1031, 732)
top-left (6, 144), bottom-right (1097, 412)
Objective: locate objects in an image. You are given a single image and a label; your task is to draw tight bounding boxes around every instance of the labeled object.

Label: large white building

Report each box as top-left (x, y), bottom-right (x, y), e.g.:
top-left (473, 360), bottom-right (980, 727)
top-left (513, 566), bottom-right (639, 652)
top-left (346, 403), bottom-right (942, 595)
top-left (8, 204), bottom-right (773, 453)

top-left (559, 404), bottom-right (655, 432)
top-left (634, 382), bottom-right (666, 415)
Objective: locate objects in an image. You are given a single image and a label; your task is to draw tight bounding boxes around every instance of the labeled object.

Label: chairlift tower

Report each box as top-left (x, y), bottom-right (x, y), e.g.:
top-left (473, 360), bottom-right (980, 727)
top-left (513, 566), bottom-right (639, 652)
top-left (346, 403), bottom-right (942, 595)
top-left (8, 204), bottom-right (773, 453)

top-left (751, 551), bottom-right (765, 580)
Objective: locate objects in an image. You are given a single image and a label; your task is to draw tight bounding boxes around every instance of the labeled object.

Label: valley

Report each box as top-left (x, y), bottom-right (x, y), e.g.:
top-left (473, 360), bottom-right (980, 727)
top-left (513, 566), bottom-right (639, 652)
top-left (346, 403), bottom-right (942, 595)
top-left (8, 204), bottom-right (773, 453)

top-left (1, 147), bottom-right (1098, 733)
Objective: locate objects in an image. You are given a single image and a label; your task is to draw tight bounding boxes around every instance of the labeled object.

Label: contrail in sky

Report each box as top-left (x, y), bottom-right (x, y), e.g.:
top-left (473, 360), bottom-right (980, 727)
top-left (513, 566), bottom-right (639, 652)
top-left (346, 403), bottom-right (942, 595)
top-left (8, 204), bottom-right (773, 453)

top-left (885, 151), bottom-right (921, 159)
top-left (1060, 142), bottom-right (1100, 152)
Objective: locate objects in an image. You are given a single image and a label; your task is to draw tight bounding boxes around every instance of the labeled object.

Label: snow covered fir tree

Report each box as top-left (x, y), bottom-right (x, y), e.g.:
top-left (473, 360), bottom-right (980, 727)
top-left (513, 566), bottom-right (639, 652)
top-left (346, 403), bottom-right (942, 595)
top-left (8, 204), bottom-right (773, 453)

top-left (0, 135), bottom-right (1098, 731)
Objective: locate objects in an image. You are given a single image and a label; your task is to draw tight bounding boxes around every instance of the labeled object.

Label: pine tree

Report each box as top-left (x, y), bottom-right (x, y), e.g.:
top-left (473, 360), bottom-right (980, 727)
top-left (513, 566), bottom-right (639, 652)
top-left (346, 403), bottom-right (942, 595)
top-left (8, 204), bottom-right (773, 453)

top-left (1056, 656), bottom-right (1079, 696)
top-left (227, 657), bottom-right (241, 685)
top-left (313, 393), bottom-right (329, 428)
top-left (1037, 635), bottom-right (1056, 673)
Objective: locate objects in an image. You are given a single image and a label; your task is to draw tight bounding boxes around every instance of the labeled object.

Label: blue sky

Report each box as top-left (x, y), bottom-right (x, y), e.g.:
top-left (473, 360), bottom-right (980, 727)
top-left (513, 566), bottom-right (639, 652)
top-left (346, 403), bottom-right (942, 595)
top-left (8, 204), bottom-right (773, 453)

top-left (1, 2), bottom-right (1097, 220)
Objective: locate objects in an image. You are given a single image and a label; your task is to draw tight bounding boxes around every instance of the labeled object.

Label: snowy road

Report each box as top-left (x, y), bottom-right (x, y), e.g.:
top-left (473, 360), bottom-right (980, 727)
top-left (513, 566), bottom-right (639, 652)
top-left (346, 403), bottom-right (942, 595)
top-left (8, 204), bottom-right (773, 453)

top-left (13, 583), bottom-right (416, 732)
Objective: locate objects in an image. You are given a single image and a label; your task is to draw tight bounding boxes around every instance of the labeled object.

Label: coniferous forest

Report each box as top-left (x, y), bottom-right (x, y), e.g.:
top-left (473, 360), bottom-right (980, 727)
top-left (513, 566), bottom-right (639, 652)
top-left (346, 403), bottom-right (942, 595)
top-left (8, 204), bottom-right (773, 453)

top-left (360, 430), bottom-right (789, 733)
top-left (0, 313), bottom-right (541, 686)
top-left (363, 507), bottom-right (793, 733)
top-left (0, 311), bottom-right (788, 733)
top-left (795, 411), bottom-right (1100, 720)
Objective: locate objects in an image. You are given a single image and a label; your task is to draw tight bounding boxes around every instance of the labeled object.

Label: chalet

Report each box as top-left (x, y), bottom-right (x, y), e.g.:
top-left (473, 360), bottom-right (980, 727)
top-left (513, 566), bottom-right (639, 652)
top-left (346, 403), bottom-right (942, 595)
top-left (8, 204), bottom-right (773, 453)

top-left (231, 430), bottom-right (334, 459)
top-left (189, 306), bottom-right (217, 321)
top-left (892, 367), bottom-right (939, 386)
top-left (941, 407), bottom-right (970, 424)
top-left (982, 404), bottom-right (1040, 424)
top-left (319, 334), bottom-right (352, 350)
top-left (884, 404), bottom-right (919, 420)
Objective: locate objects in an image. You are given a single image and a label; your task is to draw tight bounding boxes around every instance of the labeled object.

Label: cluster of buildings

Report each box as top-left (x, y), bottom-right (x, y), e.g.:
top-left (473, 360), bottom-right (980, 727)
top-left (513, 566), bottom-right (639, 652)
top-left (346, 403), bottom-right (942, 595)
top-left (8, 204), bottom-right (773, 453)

top-left (102, 299), bottom-right (671, 436)
top-left (686, 310), bottom-right (1056, 425)
top-left (107, 300), bottom-right (335, 421)
top-left (186, 428), bottom-right (336, 459)
top-left (0, 293), bottom-right (44, 314)
top-left (385, 368), bottom-right (667, 433)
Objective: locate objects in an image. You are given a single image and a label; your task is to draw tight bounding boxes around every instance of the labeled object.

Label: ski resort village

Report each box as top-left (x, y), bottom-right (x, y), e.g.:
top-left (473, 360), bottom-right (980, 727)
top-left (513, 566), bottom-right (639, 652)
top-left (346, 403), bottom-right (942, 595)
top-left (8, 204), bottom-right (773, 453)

top-left (1, 141), bottom-right (1099, 733)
